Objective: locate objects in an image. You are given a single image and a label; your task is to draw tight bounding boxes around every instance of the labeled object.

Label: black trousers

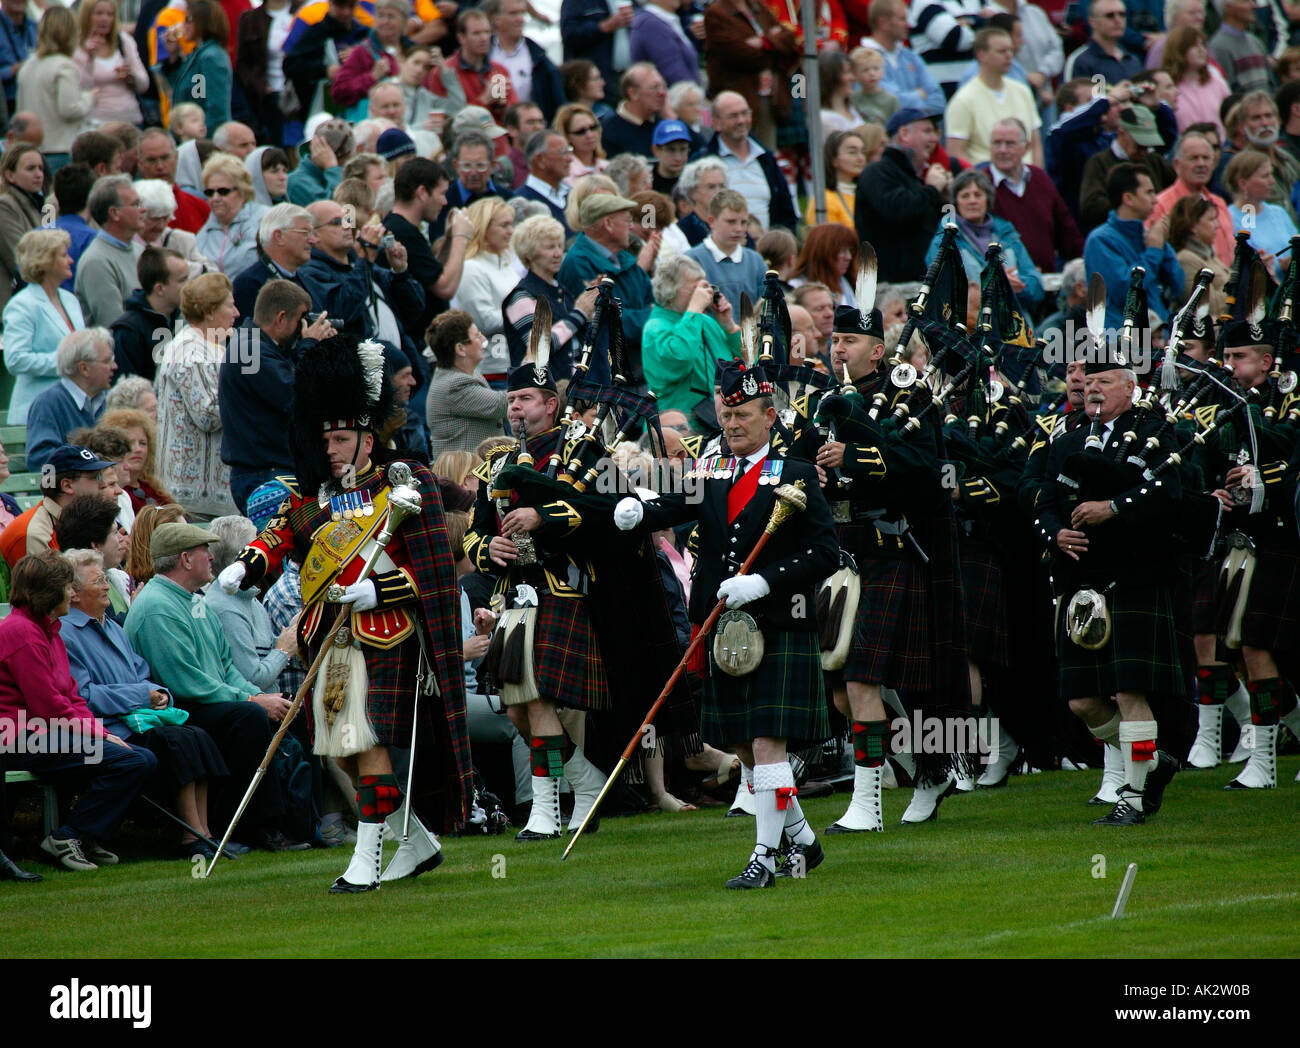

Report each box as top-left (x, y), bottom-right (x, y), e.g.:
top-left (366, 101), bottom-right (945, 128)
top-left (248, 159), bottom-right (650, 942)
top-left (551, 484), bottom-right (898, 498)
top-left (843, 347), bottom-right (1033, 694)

top-left (177, 700), bottom-right (284, 839)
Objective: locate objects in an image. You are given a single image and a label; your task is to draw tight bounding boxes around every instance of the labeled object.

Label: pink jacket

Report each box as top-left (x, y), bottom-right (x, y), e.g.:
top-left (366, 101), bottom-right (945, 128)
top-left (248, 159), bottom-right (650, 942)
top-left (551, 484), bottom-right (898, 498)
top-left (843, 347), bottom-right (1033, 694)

top-left (331, 40), bottom-right (399, 108)
top-left (0, 605), bottom-right (104, 743)
top-left (74, 32), bottom-right (150, 127)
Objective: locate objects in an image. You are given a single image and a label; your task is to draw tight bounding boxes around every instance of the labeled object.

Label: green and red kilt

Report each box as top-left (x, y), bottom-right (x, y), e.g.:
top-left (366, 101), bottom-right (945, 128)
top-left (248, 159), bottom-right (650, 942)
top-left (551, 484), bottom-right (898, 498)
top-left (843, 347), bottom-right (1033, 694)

top-left (1058, 584), bottom-right (1186, 700)
top-left (842, 555), bottom-right (933, 690)
top-left (960, 538), bottom-right (1010, 669)
top-left (1191, 557), bottom-right (1219, 635)
top-left (705, 627), bottom-right (830, 748)
top-left (1240, 545), bottom-right (1300, 654)
top-left (533, 593), bottom-right (610, 712)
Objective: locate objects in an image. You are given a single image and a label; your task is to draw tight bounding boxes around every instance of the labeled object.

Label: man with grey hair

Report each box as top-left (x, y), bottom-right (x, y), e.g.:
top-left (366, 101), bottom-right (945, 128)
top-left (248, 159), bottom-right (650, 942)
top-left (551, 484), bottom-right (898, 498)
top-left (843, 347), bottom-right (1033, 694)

top-left (1145, 131), bottom-right (1233, 265)
top-left (513, 129), bottom-right (572, 232)
top-left (25, 329), bottom-right (117, 472)
top-left (74, 175), bottom-right (144, 327)
top-left (600, 61), bottom-right (665, 159)
top-left (662, 156), bottom-right (727, 253)
top-left (429, 128), bottom-right (512, 241)
top-left (694, 90), bottom-right (798, 233)
top-left (231, 203), bottom-right (318, 319)
top-left (1208, 0), bottom-right (1273, 94)
top-left (212, 121), bottom-right (257, 160)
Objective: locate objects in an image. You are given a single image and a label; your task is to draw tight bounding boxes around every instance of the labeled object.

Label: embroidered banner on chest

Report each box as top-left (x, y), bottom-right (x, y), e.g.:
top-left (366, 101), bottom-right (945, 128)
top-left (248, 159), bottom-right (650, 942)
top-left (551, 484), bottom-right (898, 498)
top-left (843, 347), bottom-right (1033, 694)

top-left (300, 486), bottom-right (392, 607)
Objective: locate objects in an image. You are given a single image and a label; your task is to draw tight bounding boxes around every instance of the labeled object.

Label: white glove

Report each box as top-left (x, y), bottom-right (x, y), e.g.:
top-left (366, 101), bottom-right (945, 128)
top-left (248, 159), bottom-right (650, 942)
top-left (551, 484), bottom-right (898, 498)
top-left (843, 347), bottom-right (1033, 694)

top-left (717, 574), bottom-right (770, 608)
top-left (337, 579), bottom-right (378, 612)
top-left (614, 496), bottom-right (644, 531)
top-left (217, 562), bottom-right (246, 594)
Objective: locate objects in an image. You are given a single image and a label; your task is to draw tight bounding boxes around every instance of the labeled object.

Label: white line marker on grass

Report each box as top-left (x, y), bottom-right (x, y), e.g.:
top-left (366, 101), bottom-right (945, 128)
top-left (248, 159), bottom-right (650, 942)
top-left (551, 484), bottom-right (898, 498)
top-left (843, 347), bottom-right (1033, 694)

top-left (1111, 863), bottom-right (1138, 918)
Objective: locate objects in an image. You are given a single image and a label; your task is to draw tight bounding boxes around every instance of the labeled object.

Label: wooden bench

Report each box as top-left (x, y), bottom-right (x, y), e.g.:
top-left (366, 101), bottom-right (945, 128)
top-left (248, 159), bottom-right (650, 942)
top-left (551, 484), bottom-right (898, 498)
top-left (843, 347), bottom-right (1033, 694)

top-left (3, 770), bottom-right (59, 838)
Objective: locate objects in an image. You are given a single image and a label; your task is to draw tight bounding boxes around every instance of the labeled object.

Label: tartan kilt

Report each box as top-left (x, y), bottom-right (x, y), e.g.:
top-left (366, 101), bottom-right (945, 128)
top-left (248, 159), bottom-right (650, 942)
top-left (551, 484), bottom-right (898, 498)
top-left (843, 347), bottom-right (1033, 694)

top-left (1191, 557), bottom-right (1219, 635)
top-left (302, 635), bottom-right (423, 748)
top-left (841, 556), bottom-right (933, 690)
top-left (1057, 585), bottom-right (1186, 700)
top-left (704, 628), bottom-right (830, 748)
top-left (960, 539), bottom-right (1010, 669)
top-left (533, 593), bottom-right (610, 712)
top-left (1240, 546), bottom-right (1300, 653)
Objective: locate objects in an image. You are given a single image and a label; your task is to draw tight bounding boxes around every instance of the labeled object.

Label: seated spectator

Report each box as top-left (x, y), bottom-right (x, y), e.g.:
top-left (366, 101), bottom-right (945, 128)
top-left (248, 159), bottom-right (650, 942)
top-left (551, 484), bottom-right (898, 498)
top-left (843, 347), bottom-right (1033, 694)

top-left (244, 147), bottom-right (291, 209)
top-left (562, 171), bottom-right (618, 233)
top-left (1145, 131), bottom-right (1234, 266)
top-left (100, 407), bottom-right (172, 519)
top-left (125, 522), bottom-right (307, 850)
top-left (110, 246), bottom-right (187, 383)
top-left (819, 49), bottom-right (865, 144)
top-left (135, 127), bottom-right (210, 235)
top-left (169, 104), bottom-right (209, 145)
top-left (155, 273), bottom-right (240, 519)
top-left (666, 80), bottom-right (708, 153)
top-left (1084, 162), bottom-right (1185, 330)
top-left (641, 252), bottom-right (742, 424)
top-left (559, 58), bottom-right (613, 122)
top-left (25, 329), bottom-right (117, 474)
top-left (1078, 105), bottom-right (1177, 233)
top-left (0, 444), bottom-right (112, 569)
top-left (123, 503), bottom-right (186, 587)
top-left (979, 117), bottom-right (1084, 274)
top-left (231, 203), bottom-right (315, 320)
top-left (805, 130), bottom-right (868, 230)
top-left (514, 129), bottom-right (573, 231)
top-left (429, 128), bottom-right (513, 242)
top-left (74, 176), bottom-right (145, 329)
top-left (663, 157), bottom-right (726, 254)
top-left (1225, 149), bottom-right (1299, 279)
top-left (606, 152), bottom-right (651, 198)
top-left (502, 102), bottom-right (546, 190)
top-left (135, 179), bottom-right (219, 280)
top-left (1169, 195), bottom-right (1231, 322)
top-left (74, 427), bottom-right (136, 535)
top-left (649, 120), bottom-right (692, 198)
top-left (601, 62), bottom-right (665, 159)
top-left (103, 377), bottom-right (159, 421)
top-left (330, 0), bottom-right (410, 114)
top-left (449, 196), bottom-right (518, 384)
top-left (1164, 26), bottom-right (1231, 137)
top-left (695, 91), bottom-right (798, 234)
top-left (504, 214), bottom-right (598, 378)
top-left (434, 449), bottom-right (484, 503)
top-left (53, 163), bottom-right (98, 292)
top-left (1234, 90), bottom-right (1300, 222)
top-left (195, 152), bottom-right (268, 278)
top-left (1208, 0), bottom-right (1273, 95)
top-left (3, 229), bottom-right (85, 425)
top-left (0, 549), bottom-right (157, 871)
top-left (62, 546), bottom-right (228, 859)
top-left (791, 282), bottom-right (835, 364)
top-left (685, 188), bottom-right (766, 316)
top-left (426, 310), bottom-right (509, 459)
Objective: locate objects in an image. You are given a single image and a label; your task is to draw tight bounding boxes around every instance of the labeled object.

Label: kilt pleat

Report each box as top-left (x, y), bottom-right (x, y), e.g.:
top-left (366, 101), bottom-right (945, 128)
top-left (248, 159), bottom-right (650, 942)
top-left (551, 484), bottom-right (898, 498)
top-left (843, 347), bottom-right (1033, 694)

top-left (1058, 586), bottom-right (1186, 700)
top-left (532, 595), bottom-right (609, 712)
top-left (841, 557), bottom-right (933, 689)
top-left (1241, 546), bottom-right (1300, 653)
top-left (705, 629), bottom-right (830, 748)
top-left (960, 540), bottom-right (1010, 668)
top-left (1190, 557), bottom-right (1219, 635)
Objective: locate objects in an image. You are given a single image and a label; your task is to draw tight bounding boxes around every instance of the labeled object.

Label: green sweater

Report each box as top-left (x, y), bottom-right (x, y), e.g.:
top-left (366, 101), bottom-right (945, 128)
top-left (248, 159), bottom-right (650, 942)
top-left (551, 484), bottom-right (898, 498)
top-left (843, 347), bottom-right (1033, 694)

top-left (640, 304), bottom-right (742, 420)
top-left (124, 575), bottom-right (259, 705)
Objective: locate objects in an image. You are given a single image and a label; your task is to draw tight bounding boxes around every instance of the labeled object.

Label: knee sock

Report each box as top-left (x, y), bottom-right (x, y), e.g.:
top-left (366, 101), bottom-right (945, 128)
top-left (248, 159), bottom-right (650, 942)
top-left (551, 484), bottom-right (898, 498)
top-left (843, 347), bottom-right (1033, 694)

top-left (356, 774), bottom-right (400, 824)
top-left (1247, 678), bottom-right (1283, 726)
top-left (1196, 664), bottom-right (1237, 705)
top-left (750, 762), bottom-right (788, 871)
top-left (852, 720), bottom-right (890, 768)
top-left (1091, 711), bottom-right (1121, 747)
top-left (529, 735), bottom-right (564, 778)
top-left (1117, 721), bottom-right (1157, 811)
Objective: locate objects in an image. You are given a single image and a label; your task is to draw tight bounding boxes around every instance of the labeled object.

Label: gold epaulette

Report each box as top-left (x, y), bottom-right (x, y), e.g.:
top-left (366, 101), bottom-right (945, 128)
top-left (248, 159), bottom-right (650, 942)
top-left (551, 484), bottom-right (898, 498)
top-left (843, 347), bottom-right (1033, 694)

top-left (1192, 405), bottom-right (1218, 431)
top-left (680, 434), bottom-right (705, 458)
top-left (473, 442), bottom-right (513, 483)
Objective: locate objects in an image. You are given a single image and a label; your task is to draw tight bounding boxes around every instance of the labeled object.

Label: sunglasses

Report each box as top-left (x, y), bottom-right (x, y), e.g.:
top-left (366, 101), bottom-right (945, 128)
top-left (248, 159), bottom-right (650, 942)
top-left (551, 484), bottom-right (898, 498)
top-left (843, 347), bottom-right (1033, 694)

top-left (569, 124), bottom-right (599, 135)
top-left (204, 186), bottom-right (235, 197)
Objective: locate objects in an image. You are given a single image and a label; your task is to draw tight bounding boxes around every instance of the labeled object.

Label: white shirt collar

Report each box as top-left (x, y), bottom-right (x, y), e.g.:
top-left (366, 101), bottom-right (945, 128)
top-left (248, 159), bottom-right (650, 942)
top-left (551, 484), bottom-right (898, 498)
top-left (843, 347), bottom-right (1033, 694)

top-left (59, 377), bottom-right (99, 412)
top-left (703, 235), bottom-right (743, 264)
top-left (524, 173), bottom-right (568, 207)
top-left (717, 136), bottom-right (764, 162)
top-left (735, 443), bottom-right (770, 474)
top-left (990, 163), bottom-right (1028, 194)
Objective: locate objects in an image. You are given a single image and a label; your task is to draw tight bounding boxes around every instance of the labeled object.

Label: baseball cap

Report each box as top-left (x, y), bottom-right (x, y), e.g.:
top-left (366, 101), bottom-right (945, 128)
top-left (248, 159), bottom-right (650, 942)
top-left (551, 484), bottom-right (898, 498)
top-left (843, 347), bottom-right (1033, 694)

top-left (578, 193), bottom-right (639, 227)
top-left (451, 105), bottom-right (509, 140)
top-left (149, 522), bottom-right (221, 558)
top-left (652, 119), bottom-right (692, 147)
top-left (886, 108), bottom-right (935, 135)
top-left (46, 445), bottom-right (116, 475)
top-left (1118, 105), bottom-right (1163, 147)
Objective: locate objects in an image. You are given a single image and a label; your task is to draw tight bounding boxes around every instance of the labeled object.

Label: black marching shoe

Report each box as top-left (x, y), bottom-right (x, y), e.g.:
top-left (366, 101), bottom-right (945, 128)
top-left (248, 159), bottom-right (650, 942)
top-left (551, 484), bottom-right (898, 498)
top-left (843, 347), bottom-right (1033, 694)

top-left (1142, 750), bottom-right (1178, 817)
top-left (0, 848), bottom-right (42, 882)
top-left (1093, 786), bottom-right (1145, 826)
top-left (775, 840), bottom-right (824, 879)
top-left (725, 855), bottom-right (775, 890)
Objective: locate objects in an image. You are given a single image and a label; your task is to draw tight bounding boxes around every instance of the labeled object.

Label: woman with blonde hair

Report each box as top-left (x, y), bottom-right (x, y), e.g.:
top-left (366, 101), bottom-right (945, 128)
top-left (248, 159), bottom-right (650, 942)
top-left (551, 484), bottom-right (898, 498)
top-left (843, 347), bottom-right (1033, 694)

top-left (124, 503), bottom-right (186, 586)
top-left (194, 152), bottom-right (267, 277)
top-left (15, 7), bottom-right (91, 173)
top-left (73, 0), bottom-right (150, 127)
top-left (451, 196), bottom-right (517, 382)
top-left (555, 103), bottom-right (608, 186)
top-left (433, 449), bottom-right (483, 500)
top-left (154, 273), bottom-right (239, 518)
top-left (98, 408), bottom-right (172, 513)
top-left (2, 229), bottom-right (84, 424)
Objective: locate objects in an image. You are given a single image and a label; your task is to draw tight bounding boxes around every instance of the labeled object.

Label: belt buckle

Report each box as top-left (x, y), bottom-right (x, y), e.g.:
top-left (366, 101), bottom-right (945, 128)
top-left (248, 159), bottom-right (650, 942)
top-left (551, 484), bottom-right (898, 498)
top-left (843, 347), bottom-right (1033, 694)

top-left (830, 500), bottom-right (851, 524)
top-left (1228, 532), bottom-right (1255, 553)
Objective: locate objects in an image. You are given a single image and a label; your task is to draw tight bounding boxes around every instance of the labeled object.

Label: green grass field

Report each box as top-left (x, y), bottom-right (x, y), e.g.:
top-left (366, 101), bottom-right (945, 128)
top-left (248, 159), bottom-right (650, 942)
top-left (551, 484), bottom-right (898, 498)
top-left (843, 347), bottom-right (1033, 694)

top-left (4, 758), bottom-right (1298, 959)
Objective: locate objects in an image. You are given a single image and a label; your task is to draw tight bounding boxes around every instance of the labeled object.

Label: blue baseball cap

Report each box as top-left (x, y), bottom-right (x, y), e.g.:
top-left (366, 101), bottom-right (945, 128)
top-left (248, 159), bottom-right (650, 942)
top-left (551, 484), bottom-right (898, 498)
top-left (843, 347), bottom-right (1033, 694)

top-left (652, 119), bottom-right (692, 147)
top-left (886, 108), bottom-right (935, 135)
top-left (46, 445), bottom-right (116, 476)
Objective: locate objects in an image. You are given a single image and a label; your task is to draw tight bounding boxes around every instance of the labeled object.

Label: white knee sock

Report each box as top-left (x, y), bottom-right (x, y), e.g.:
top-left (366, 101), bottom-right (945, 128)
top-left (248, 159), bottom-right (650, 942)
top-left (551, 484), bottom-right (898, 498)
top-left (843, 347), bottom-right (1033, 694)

top-left (750, 762), bottom-right (788, 871)
top-left (1118, 720), bottom-right (1158, 811)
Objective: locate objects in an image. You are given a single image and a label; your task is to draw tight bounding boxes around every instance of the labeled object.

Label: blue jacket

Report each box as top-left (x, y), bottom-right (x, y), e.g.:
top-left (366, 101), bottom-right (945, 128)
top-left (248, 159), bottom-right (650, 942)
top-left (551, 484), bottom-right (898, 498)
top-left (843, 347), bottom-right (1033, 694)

top-left (924, 215), bottom-right (1044, 311)
top-left (231, 256), bottom-right (309, 323)
top-left (556, 233), bottom-right (654, 382)
top-left (560, 0), bottom-right (621, 105)
top-left (1083, 210), bottom-right (1184, 330)
top-left (0, 11), bottom-right (37, 105)
top-left (297, 246), bottom-right (426, 345)
top-left (62, 607), bottom-right (167, 739)
top-left (161, 39), bottom-right (231, 130)
top-left (287, 156), bottom-right (342, 207)
top-left (870, 40), bottom-right (945, 117)
top-left (56, 214), bottom-right (97, 293)
top-left (1, 283), bottom-right (85, 425)
top-left (218, 318), bottom-right (304, 473)
top-left (25, 379), bottom-right (105, 472)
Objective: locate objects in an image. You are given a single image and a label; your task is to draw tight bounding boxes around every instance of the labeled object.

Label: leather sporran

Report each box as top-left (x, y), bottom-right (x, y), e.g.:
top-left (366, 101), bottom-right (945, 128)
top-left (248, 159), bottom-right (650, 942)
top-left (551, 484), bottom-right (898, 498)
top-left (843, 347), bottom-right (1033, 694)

top-left (1066, 588), bottom-right (1112, 650)
top-left (713, 610), bottom-right (764, 677)
top-left (1216, 540), bottom-right (1256, 649)
top-left (817, 556), bottom-right (860, 671)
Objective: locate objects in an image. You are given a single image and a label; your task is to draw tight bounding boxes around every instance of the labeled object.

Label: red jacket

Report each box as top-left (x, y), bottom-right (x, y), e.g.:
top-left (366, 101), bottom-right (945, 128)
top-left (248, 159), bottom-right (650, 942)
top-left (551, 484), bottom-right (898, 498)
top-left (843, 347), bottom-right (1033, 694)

top-left (169, 187), bottom-right (210, 235)
top-left (0, 607), bottom-right (104, 743)
top-left (332, 39), bottom-right (400, 108)
top-left (424, 52), bottom-right (517, 124)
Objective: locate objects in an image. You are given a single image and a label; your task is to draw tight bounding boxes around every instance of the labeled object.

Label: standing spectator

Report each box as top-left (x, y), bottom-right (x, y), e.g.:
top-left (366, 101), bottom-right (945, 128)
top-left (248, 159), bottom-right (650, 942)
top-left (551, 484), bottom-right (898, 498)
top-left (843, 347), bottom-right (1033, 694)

top-left (989, 0), bottom-right (1062, 106)
top-left (1083, 162), bottom-right (1184, 329)
top-left (0, 550), bottom-right (157, 872)
top-left (0, 445), bottom-right (112, 568)
top-left (0, 144), bottom-right (47, 308)
top-left (3, 230), bottom-right (84, 425)
top-left (1225, 149), bottom-right (1299, 277)
top-left (155, 273), bottom-right (240, 519)
top-left (662, 155), bottom-right (726, 252)
top-left (849, 46), bottom-right (899, 129)
top-left (425, 309), bottom-right (508, 459)
top-left (790, 223), bottom-right (860, 306)
top-left (25, 330), bottom-right (116, 474)
top-left (1145, 0), bottom-right (1206, 70)
top-left (69, 129), bottom-right (123, 178)
top-left (514, 129), bottom-right (573, 230)
top-left (1169, 195), bottom-right (1230, 317)
top-left (282, 0), bottom-right (369, 122)
top-left (1208, 0), bottom-right (1274, 95)
top-left (791, 282), bottom-right (834, 363)
top-left (99, 408), bottom-right (173, 514)
top-left (0, 0), bottom-right (37, 114)
top-left (1278, 80), bottom-right (1300, 160)
top-left (3, 111), bottom-right (44, 152)
top-left (55, 496), bottom-right (131, 615)
top-left (1145, 131), bottom-right (1234, 265)
top-left (631, 0), bottom-right (700, 88)
top-left (395, 45), bottom-right (462, 142)
top-left (854, 110), bottom-right (951, 283)
top-left (696, 91), bottom-right (798, 234)
top-left (195, 152), bottom-right (268, 278)
top-left (560, 0), bottom-right (635, 107)
top-left (74, 176), bottom-right (145, 329)
top-left (211, 121), bottom-right (257, 159)
top-left (1078, 105), bottom-right (1176, 232)
top-left (428, 9), bottom-right (516, 125)
top-left (111, 246), bottom-right (188, 382)
top-left (703, 0), bottom-right (799, 149)
top-left (53, 163), bottom-right (98, 293)
top-left (685, 188), bottom-right (766, 316)
top-left (806, 129), bottom-right (867, 229)
top-left (979, 117), bottom-right (1084, 273)
top-left (136, 129), bottom-right (210, 236)
top-left (1164, 27), bottom-right (1232, 136)
top-left (503, 214), bottom-right (599, 377)
top-left (231, 203), bottom-right (316, 320)
top-left (452, 196), bottom-right (518, 383)
top-left (907, 0), bottom-right (978, 100)
top-left (103, 381), bottom-right (159, 422)
top-left (158, 0), bottom-right (233, 132)
top-left (945, 27), bottom-right (1042, 168)
top-left (134, 180), bottom-right (218, 281)
top-left (556, 103), bottom-right (609, 185)
top-left (649, 119), bottom-right (691, 197)
top-left (600, 62), bottom-right (666, 159)
top-left (486, 0), bottom-right (565, 122)
top-left (331, 0), bottom-right (411, 115)
top-left (15, 6), bottom-right (92, 173)
top-left (1063, 0), bottom-right (1143, 85)
top-left (235, 0), bottom-right (295, 148)
top-left (73, 0), bottom-right (150, 128)
top-left (863, 0), bottom-right (945, 117)
top-left (560, 58), bottom-right (614, 120)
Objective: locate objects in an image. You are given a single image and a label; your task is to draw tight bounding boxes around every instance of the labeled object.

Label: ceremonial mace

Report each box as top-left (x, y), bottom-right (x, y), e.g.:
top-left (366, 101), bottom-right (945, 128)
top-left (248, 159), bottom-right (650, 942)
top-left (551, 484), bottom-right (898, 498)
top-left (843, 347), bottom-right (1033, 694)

top-left (562, 480), bottom-right (810, 861)
top-left (204, 463), bottom-right (424, 878)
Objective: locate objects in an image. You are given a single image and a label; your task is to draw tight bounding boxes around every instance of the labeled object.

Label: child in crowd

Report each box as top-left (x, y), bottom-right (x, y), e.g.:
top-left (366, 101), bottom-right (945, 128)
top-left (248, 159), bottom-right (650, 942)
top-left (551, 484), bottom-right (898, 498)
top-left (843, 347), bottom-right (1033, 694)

top-left (850, 47), bottom-right (899, 128)
top-left (169, 103), bottom-right (207, 143)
